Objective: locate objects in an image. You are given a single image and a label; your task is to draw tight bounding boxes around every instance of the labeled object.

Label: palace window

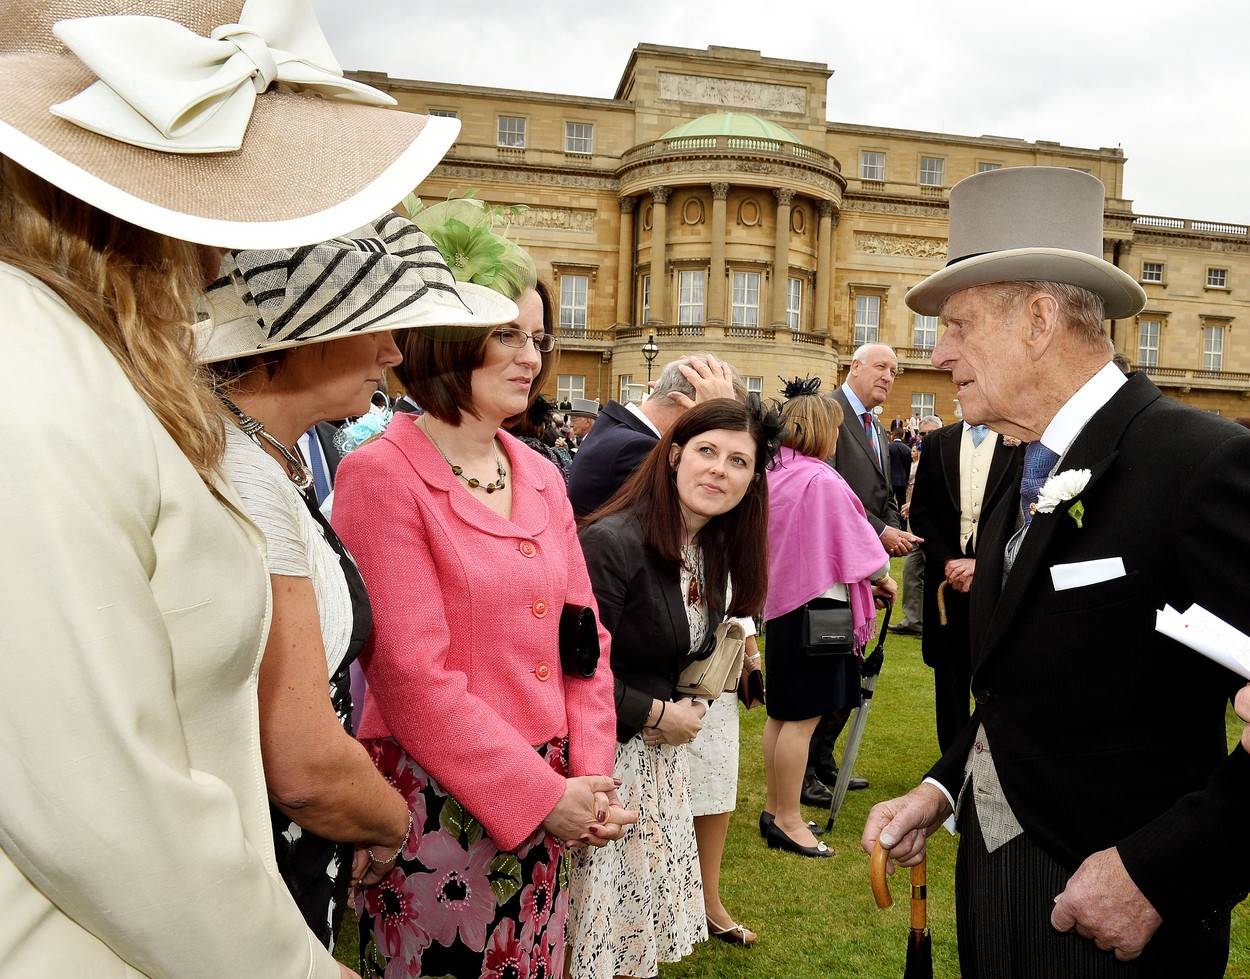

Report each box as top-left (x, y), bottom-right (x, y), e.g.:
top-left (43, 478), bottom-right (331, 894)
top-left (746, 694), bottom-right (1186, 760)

top-left (911, 392), bottom-right (936, 418)
top-left (977, 162), bottom-right (1002, 173)
top-left (428, 109), bottom-right (458, 119)
top-left (913, 313), bottom-right (938, 349)
top-left (565, 121), bottom-right (594, 155)
top-left (919, 157), bottom-right (945, 187)
top-left (1141, 261), bottom-right (1164, 284)
top-left (787, 277), bottom-right (803, 331)
top-left (1207, 267), bottom-right (1229, 289)
top-left (745, 376), bottom-right (764, 397)
top-left (678, 270), bottom-right (706, 325)
top-left (618, 374), bottom-right (633, 403)
top-left (557, 375), bottom-right (585, 403)
top-left (640, 274), bottom-right (651, 324)
top-left (1137, 319), bottom-right (1160, 368)
top-left (731, 271), bottom-right (761, 327)
top-left (1202, 325), bottom-right (1224, 371)
top-left (860, 150), bottom-right (886, 182)
top-left (497, 115), bottom-right (526, 148)
top-left (854, 294), bottom-right (881, 345)
top-left (559, 275), bottom-right (589, 334)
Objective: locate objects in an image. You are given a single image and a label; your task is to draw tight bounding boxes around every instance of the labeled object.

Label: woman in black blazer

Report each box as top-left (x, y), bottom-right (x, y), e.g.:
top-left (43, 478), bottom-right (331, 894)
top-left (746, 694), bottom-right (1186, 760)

top-left (564, 398), bottom-right (776, 979)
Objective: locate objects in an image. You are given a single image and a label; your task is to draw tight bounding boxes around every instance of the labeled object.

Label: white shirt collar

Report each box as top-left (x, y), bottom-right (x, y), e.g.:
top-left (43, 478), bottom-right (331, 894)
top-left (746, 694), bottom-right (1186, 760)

top-left (625, 400), bottom-right (662, 437)
top-left (841, 381), bottom-right (869, 419)
top-left (1039, 361), bottom-right (1126, 459)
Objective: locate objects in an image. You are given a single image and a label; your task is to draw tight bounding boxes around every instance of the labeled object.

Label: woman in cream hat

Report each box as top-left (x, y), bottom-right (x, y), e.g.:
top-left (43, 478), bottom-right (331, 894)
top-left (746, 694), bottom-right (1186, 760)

top-left (0, 2), bottom-right (461, 976)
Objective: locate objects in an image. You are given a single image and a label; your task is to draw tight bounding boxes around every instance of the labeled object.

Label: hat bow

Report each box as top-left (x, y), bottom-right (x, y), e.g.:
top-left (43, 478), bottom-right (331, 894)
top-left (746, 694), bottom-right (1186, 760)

top-left (49, 0), bottom-right (395, 154)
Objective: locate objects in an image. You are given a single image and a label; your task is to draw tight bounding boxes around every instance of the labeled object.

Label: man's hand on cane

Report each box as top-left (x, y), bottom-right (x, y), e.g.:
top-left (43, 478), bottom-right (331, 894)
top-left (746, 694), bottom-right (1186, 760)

top-left (861, 782), bottom-right (951, 873)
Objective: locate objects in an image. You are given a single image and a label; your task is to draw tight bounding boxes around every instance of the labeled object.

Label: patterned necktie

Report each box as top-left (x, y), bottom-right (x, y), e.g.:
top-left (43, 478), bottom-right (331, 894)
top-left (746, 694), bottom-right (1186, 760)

top-left (304, 429), bottom-right (332, 506)
top-left (1019, 441), bottom-right (1060, 527)
top-left (862, 412), bottom-right (880, 466)
top-left (969, 424), bottom-right (990, 448)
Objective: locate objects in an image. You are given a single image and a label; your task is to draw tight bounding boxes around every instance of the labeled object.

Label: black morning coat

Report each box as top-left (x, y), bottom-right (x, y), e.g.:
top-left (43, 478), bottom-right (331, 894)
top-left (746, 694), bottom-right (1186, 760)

top-left (578, 510), bottom-right (727, 744)
top-left (926, 373), bottom-right (1250, 927)
top-left (908, 422), bottom-right (1023, 669)
top-left (567, 400), bottom-right (658, 518)
top-left (828, 385), bottom-right (902, 533)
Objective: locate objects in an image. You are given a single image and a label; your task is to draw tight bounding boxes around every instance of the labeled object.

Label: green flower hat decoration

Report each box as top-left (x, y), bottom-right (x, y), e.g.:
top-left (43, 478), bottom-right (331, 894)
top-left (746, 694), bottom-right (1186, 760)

top-left (402, 192), bottom-right (537, 301)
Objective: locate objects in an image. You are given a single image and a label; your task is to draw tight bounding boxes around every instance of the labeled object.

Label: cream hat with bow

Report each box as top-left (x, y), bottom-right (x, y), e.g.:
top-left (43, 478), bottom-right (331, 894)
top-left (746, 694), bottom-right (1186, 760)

top-left (0, 0), bottom-right (455, 248)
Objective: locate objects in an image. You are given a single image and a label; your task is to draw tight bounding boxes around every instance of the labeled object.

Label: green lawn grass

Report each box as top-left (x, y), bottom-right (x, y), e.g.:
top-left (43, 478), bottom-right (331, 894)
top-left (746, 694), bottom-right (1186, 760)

top-left (336, 560), bottom-right (1250, 977)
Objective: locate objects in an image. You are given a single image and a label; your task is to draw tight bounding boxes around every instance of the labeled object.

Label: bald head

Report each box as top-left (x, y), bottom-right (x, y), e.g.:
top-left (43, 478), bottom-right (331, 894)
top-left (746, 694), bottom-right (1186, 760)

top-left (847, 343), bottom-right (898, 409)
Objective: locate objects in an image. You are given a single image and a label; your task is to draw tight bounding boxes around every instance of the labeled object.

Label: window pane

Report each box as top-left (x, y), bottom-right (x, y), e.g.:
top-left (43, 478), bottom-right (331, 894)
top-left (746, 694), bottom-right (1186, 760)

top-left (919, 156), bottom-right (945, 186)
top-left (1138, 319), bottom-right (1159, 368)
top-left (911, 392), bottom-right (935, 417)
top-left (913, 313), bottom-right (938, 349)
top-left (678, 270), bottom-right (705, 325)
top-left (619, 374), bottom-right (633, 403)
top-left (1203, 326), bottom-right (1224, 370)
top-left (497, 116), bottom-right (526, 147)
top-left (640, 275), bottom-right (650, 323)
top-left (559, 275), bottom-right (589, 333)
top-left (1208, 268), bottom-right (1228, 288)
top-left (429, 109), bottom-right (458, 119)
top-left (731, 272), bottom-right (760, 326)
top-left (746, 376), bottom-right (763, 395)
top-left (557, 374), bottom-right (585, 402)
top-left (854, 294), bottom-right (880, 345)
top-left (977, 162), bottom-right (1002, 173)
top-left (860, 150), bottom-right (885, 181)
top-left (1141, 262), bottom-right (1163, 283)
top-left (565, 121), bottom-right (593, 154)
top-left (787, 277), bottom-right (802, 331)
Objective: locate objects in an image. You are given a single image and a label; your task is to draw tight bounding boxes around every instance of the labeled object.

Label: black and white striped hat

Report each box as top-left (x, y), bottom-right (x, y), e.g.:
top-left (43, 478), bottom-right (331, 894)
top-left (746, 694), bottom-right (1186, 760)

top-left (195, 211), bottom-right (518, 363)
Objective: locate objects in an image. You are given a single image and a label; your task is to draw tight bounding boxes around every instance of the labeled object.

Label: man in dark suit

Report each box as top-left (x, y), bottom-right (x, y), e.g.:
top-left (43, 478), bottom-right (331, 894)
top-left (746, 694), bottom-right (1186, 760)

top-left (804, 345), bottom-right (925, 804)
top-left (567, 353), bottom-right (741, 517)
top-left (908, 419), bottom-right (1022, 751)
top-left (864, 166), bottom-right (1250, 976)
top-left (888, 430), bottom-right (913, 508)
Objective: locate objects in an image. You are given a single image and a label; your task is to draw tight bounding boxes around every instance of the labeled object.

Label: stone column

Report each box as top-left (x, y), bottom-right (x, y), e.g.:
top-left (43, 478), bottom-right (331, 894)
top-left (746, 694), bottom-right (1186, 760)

top-left (615, 196), bottom-right (636, 325)
top-left (707, 182), bottom-right (729, 326)
top-left (647, 186), bottom-right (671, 325)
top-left (771, 188), bottom-right (795, 328)
top-left (814, 200), bottom-right (837, 335)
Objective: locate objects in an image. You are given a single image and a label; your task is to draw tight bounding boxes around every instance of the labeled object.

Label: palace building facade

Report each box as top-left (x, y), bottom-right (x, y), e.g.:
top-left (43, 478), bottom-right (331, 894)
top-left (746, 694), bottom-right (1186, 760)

top-left (349, 43), bottom-right (1250, 420)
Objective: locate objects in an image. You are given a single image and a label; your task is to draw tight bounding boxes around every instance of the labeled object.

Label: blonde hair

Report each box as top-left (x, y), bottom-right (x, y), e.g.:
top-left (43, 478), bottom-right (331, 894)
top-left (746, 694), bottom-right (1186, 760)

top-left (780, 393), bottom-right (842, 459)
top-left (0, 158), bottom-right (224, 481)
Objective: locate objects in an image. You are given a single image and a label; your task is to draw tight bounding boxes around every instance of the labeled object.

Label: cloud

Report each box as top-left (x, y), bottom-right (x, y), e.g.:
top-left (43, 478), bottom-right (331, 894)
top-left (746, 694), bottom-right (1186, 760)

top-left (315, 0), bottom-right (1250, 223)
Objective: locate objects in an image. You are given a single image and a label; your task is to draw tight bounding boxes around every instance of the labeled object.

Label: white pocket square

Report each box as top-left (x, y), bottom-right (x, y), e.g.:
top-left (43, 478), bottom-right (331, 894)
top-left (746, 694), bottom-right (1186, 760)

top-left (1049, 557), bottom-right (1126, 592)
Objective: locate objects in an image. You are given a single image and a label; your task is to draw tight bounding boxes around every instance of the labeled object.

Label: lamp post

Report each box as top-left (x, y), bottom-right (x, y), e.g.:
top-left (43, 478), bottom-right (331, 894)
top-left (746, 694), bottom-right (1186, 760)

top-left (642, 332), bottom-right (660, 387)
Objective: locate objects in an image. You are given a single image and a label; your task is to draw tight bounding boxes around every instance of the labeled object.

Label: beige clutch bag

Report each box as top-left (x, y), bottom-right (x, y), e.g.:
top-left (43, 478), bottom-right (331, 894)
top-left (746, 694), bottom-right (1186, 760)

top-left (676, 619), bottom-right (747, 699)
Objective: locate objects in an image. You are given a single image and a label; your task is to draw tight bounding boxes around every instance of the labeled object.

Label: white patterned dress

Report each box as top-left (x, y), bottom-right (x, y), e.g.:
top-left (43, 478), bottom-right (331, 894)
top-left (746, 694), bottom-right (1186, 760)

top-left (565, 545), bottom-right (709, 979)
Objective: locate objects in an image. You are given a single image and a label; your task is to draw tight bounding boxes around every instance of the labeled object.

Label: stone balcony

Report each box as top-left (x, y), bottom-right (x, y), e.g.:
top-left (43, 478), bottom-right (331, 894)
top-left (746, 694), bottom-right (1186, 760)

top-left (1141, 364), bottom-right (1250, 395)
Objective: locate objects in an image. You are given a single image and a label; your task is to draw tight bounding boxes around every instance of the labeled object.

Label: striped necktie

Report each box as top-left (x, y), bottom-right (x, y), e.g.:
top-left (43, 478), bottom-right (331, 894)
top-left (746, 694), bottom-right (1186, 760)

top-left (1020, 442), bottom-right (1060, 527)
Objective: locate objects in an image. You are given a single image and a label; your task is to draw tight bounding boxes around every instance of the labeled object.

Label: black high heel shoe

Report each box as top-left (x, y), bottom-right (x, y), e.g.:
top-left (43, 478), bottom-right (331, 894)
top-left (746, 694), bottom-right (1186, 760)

top-left (758, 811), bottom-right (821, 839)
top-left (765, 819), bottom-right (833, 858)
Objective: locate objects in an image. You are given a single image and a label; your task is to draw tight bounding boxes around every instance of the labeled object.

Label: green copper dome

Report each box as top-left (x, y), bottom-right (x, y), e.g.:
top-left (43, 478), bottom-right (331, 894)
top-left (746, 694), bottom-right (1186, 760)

top-left (661, 112), bottom-right (801, 144)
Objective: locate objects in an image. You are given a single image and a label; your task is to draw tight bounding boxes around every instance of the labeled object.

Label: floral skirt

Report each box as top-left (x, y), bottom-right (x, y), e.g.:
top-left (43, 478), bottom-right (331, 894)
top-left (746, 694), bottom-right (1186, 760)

top-left (356, 737), bottom-right (569, 979)
top-left (565, 738), bottom-right (706, 979)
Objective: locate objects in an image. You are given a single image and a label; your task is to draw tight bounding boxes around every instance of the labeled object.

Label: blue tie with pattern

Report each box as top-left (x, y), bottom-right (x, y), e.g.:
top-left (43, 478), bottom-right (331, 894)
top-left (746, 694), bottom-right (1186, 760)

top-left (1020, 441), bottom-right (1060, 527)
top-left (968, 424), bottom-right (990, 448)
top-left (304, 429), bottom-right (332, 505)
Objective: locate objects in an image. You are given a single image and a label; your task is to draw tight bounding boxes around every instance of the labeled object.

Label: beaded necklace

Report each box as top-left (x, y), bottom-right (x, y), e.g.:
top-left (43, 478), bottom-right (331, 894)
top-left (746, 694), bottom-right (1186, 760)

top-left (217, 394), bottom-right (313, 491)
top-left (422, 418), bottom-right (508, 494)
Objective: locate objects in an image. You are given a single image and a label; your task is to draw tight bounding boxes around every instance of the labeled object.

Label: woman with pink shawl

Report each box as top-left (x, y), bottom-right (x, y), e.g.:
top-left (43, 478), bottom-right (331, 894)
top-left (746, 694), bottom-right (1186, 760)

top-left (760, 379), bottom-right (896, 857)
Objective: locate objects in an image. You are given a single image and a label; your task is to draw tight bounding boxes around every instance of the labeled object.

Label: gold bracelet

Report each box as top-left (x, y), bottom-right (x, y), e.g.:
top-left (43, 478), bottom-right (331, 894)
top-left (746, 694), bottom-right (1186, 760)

top-left (367, 810), bottom-right (414, 867)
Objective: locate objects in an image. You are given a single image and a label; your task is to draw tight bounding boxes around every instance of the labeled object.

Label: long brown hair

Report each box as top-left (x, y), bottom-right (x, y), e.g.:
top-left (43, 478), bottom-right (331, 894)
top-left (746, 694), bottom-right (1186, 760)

top-left (586, 398), bottom-right (776, 617)
top-left (0, 157), bottom-right (224, 481)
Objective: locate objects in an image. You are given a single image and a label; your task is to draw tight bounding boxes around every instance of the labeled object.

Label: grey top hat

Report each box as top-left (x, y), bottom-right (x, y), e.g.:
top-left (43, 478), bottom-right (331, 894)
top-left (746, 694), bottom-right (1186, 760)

top-left (566, 398), bottom-right (600, 418)
top-left (905, 167), bottom-right (1146, 319)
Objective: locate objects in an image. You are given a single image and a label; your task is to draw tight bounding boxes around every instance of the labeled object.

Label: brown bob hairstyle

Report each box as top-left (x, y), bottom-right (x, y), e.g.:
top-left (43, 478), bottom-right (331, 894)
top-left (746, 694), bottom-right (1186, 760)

top-left (779, 391), bottom-right (843, 459)
top-left (586, 397), bottom-right (778, 618)
top-left (393, 279), bottom-right (558, 425)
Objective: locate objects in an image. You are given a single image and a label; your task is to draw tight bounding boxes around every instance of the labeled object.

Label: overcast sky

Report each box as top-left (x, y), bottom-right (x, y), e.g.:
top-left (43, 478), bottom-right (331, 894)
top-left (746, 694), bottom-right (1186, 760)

top-left (314, 0), bottom-right (1250, 225)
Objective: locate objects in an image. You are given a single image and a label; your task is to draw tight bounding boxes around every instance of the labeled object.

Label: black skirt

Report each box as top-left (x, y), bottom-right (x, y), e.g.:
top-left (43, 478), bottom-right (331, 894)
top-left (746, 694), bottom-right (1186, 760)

top-left (763, 599), bottom-right (862, 721)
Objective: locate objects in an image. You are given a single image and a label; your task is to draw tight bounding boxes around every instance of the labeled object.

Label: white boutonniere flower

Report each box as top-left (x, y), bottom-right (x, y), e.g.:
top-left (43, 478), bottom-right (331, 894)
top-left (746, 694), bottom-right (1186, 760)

top-left (1033, 468), bottom-right (1092, 528)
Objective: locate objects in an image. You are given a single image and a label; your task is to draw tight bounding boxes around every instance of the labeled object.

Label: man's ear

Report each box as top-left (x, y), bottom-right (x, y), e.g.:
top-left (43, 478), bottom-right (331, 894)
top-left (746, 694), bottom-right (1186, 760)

top-left (1024, 292), bottom-right (1061, 362)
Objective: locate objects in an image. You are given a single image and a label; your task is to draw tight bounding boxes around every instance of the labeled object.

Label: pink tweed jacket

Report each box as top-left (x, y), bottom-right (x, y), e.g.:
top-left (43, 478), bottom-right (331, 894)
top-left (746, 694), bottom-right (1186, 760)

top-left (331, 417), bottom-right (617, 851)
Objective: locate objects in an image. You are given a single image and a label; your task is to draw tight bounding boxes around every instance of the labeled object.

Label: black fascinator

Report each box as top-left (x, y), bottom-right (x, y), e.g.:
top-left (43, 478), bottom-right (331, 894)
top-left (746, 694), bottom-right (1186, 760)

top-left (780, 375), bottom-right (822, 400)
top-left (747, 393), bottom-right (785, 471)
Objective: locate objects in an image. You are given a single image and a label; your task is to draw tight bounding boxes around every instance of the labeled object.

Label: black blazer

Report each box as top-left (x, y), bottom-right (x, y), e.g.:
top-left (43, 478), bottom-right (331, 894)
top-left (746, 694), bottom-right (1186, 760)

top-left (828, 386), bottom-right (901, 533)
top-left (926, 374), bottom-right (1250, 926)
top-left (567, 400), bottom-right (658, 517)
top-left (579, 510), bottom-right (726, 743)
top-left (908, 424), bottom-right (1022, 667)
top-left (887, 438), bottom-right (913, 496)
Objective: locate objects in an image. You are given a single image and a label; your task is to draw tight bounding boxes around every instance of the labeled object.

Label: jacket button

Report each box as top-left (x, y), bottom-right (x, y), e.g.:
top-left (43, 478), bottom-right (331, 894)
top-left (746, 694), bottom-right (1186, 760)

top-left (533, 600), bottom-right (548, 618)
top-left (519, 541), bottom-right (537, 558)
top-left (535, 662), bottom-right (551, 681)
top-left (974, 688), bottom-right (993, 705)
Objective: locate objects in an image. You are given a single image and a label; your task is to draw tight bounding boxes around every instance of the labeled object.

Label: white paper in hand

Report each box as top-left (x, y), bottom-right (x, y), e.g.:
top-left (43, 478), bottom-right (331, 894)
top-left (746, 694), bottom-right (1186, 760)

top-left (1155, 604), bottom-right (1250, 681)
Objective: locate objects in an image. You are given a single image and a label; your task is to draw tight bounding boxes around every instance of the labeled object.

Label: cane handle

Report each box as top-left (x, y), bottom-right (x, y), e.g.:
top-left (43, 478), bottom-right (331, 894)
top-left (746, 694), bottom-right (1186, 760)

top-left (870, 841), bottom-right (892, 908)
top-left (936, 580), bottom-right (949, 627)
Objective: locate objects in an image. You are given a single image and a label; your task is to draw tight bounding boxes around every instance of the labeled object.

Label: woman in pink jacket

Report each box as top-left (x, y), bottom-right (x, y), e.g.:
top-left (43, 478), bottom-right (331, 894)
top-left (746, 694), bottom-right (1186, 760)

top-left (332, 221), bottom-right (629, 979)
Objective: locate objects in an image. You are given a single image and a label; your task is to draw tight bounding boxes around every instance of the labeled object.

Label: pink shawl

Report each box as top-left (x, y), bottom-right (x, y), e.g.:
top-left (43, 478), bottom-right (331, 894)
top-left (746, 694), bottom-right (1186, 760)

top-left (765, 447), bottom-right (891, 650)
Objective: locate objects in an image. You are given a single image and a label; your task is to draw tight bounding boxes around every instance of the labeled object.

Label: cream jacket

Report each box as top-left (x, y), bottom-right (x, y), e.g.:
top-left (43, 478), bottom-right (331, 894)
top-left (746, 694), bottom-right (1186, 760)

top-left (0, 264), bottom-right (338, 979)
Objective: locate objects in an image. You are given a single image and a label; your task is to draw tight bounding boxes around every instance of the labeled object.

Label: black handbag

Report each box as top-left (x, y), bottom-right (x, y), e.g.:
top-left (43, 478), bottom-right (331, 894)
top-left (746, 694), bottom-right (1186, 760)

top-left (800, 598), bottom-right (855, 657)
top-left (559, 604), bottom-right (600, 678)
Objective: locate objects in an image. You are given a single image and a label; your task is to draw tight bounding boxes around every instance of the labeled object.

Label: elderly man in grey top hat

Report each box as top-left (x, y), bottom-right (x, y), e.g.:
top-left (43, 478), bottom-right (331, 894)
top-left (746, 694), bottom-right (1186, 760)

top-left (862, 166), bottom-right (1250, 977)
top-left (565, 397), bottom-right (599, 450)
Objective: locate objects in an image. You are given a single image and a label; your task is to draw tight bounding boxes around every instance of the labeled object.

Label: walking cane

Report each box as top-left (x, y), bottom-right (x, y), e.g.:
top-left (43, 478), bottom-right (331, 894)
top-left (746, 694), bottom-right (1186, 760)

top-left (826, 598), bottom-right (892, 831)
top-left (871, 841), bottom-right (934, 979)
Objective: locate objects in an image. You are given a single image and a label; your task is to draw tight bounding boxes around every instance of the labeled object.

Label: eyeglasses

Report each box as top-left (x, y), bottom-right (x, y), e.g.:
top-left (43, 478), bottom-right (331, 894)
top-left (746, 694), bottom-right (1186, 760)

top-left (494, 328), bottom-right (557, 353)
